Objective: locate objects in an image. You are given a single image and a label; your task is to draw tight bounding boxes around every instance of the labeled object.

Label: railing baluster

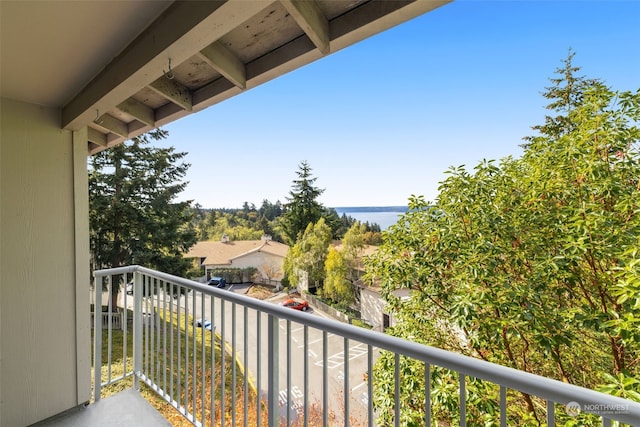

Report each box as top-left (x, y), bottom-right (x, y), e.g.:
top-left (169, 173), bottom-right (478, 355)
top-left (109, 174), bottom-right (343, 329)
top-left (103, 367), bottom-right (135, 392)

top-left (150, 277), bottom-right (154, 382)
top-left (344, 337), bottom-right (350, 427)
top-left (368, 345), bottom-right (373, 427)
top-left (244, 306), bottom-right (249, 427)
top-left (148, 278), bottom-right (153, 385)
top-left (144, 276), bottom-right (150, 382)
top-left (184, 290), bottom-right (189, 414)
top-left (221, 299), bottom-right (226, 426)
top-left (267, 313), bottom-right (279, 427)
top-left (162, 280), bottom-right (167, 398)
top-left (323, 330), bottom-right (328, 427)
top-left (176, 282), bottom-right (181, 409)
top-left (169, 282), bottom-right (174, 402)
top-left (287, 320), bottom-right (292, 427)
top-left (156, 279), bottom-right (161, 385)
top-left (232, 302), bottom-right (237, 427)
top-left (460, 374), bottom-right (466, 427)
top-left (304, 325), bottom-right (309, 427)
top-left (394, 353), bottom-right (400, 427)
top-left (192, 291), bottom-right (197, 418)
top-left (256, 311), bottom-right (262, 427)
top-left (133, 272), bottom-right (142, 392)
top-left (210, 291), bottom-right (215, 427)
top-left (151, 278), bottom-right (157, 387)
top-left (107, 275), bottom-right (113, 385)
top-left (602, 417), bottom-right (612, 427)
top-left (547, 399), bottom-right (554, 427)
top-left (500, 385), bottom-right (506, 427)
top-left (425, 363), bottom-right (431, 427)
top-left (201, 290), bottom-right (206, 424)
top-left (123, 274), bottom-right (128, 381)
top-left (93, 276), bottom-right (102, 402)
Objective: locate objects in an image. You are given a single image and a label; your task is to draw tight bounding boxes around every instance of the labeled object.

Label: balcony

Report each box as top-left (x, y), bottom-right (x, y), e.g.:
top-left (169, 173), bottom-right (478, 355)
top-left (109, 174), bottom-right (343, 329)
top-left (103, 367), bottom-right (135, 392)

top-left (58, 266), bottom-right (640, 426)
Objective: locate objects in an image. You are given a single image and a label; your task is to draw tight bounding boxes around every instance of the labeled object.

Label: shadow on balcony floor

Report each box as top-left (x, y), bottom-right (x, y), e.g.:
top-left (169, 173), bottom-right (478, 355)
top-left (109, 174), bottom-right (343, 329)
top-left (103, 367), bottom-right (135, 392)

top-left (34, 389), bottom-right (171, 427)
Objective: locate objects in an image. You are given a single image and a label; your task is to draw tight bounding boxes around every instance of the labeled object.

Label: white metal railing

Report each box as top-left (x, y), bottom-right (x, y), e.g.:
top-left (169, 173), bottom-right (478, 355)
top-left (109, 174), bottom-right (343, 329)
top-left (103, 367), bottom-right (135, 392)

top-left (93, 265), bottom-right (640, 427)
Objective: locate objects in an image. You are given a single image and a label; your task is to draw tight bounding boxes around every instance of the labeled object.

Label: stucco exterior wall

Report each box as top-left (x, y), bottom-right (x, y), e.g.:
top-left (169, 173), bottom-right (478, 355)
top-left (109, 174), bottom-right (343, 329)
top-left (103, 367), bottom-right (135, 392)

top-left (360, 287), bottom-right (387, 331)
top-left (232, 251), bottom-right (284, 283)
top-left (0, 98), bottom-right (91, 426)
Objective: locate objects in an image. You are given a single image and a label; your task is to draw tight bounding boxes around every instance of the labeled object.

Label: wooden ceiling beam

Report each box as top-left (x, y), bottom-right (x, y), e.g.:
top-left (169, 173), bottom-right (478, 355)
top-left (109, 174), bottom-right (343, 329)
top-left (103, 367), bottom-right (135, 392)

top-left (199, 41), bottom-right (247, 89)
top-left (280, 0), bottom-right (329, 55)
top-left (73, 0), bottom-right (449, 152)
top-left (87, 127), bottom-right (108, 146)
top-left (154, 1), bottom-right (450, 128)
top-left (92, 114), bottom-right (128, 138)
top-left (62, 0), bottom-right (269, 130)
top-left (117, 98), bottom-right (155, 127)
top-left (148, 76), bottom-right (193, 112)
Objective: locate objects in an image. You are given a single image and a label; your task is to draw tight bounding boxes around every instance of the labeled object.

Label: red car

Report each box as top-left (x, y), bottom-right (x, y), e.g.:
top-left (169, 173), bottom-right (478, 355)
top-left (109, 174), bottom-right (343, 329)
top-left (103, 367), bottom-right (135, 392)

top-left (281, 298), bottom-right (310, 311)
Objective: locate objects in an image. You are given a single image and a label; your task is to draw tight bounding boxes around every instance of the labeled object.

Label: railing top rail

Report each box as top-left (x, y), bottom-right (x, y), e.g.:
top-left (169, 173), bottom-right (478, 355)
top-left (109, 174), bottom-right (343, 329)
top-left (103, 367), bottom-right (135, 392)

top-left (94, 265), bottom-right (640, 424)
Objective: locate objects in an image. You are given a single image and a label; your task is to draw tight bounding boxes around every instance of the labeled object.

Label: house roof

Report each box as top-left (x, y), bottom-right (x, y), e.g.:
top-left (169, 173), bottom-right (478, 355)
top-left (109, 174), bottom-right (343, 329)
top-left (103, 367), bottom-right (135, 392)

top-left (185, 239), bottom-right (289, 266)
top-left (1, 0), bottom-right (450, 155)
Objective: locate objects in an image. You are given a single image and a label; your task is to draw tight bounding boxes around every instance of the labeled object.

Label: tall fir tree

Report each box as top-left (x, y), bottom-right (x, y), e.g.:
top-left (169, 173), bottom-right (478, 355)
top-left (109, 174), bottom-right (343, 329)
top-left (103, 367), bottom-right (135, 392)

top-left (522, 49), bottom-right (601, 146)
top-left (280, 161), bottom-right (325, 244)
top-left (89, 129), bottom-right (197, 307)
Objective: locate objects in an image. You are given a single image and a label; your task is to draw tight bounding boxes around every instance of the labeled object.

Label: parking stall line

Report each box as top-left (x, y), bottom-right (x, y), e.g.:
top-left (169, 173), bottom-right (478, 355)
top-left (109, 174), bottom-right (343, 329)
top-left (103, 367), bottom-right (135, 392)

top-left (313, 343), bottom-right (369, 369)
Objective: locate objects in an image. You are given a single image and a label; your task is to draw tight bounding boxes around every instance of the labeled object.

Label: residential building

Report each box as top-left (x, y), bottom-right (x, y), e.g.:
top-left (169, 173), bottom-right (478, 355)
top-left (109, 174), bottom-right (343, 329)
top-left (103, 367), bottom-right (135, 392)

top-left (185, 236), bottom-right (289, 285)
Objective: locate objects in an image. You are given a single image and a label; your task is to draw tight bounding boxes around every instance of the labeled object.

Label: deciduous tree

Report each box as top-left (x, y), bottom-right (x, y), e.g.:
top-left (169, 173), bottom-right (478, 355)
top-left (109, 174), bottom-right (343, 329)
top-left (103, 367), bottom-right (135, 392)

top-left (341, 221), bottom-right (367, 282)
top-left (284, 218), bottom-right (332, 290)
top-left (323, 246), bottom-right (352, 306)
top-left (366, 57), bottom-right (640, 425)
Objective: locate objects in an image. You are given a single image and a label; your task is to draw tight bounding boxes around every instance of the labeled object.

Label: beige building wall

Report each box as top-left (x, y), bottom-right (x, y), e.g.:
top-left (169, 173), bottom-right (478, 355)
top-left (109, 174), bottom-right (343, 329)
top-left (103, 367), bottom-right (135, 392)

top-left (232, 251), bottom-right (285, 283)
top-left (0, 98), bottom-right (91, 426)
top-left (361, 287), bottom-right (387, 331)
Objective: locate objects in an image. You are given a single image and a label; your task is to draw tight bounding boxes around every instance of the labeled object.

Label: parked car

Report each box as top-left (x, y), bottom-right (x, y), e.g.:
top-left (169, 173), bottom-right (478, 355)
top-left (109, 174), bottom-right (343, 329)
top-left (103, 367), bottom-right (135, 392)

top-left (207, 276), bottom-right (227, 288)
top-left (195, 318), bottom-right (216, 331)
top-left (281, 298), bottom-right (310, 311)
top-left (195, 318), bottom-right (211, 328)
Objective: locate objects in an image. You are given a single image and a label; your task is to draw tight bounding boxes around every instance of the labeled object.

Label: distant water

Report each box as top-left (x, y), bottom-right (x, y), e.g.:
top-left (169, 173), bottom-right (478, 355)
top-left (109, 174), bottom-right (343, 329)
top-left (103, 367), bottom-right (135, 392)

top-left (334, 206), bottom-right (408, 230)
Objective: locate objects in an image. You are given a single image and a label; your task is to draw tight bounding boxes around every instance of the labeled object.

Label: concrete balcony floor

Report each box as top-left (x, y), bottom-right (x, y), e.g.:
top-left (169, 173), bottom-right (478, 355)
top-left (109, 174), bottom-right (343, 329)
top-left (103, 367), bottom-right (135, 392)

top-left (34, 389), bottom-right (171, 427)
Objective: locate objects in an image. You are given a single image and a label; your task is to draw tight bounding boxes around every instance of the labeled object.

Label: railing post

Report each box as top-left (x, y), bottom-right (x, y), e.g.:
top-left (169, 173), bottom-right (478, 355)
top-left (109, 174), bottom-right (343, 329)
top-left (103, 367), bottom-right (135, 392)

top-left (93, 274), bottom-right (102, 402)
top-left (267, 314), bottom-right (279, 427)
top-left (133, 270), bottom-right (143, 390)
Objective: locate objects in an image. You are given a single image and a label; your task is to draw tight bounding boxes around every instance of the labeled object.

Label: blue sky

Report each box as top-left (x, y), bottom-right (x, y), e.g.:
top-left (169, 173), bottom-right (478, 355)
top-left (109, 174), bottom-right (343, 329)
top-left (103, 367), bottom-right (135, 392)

top-left (163, 0), bottom-right (640, 209)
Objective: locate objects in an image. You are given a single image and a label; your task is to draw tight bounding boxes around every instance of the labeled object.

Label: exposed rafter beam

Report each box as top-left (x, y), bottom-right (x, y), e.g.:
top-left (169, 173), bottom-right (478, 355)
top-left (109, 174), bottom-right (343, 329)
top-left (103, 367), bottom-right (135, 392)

top-left (199, 42), bottom-right (246, 89)
top-left (280, 0), bottom-right (329, 54)
top-left (148, 77), bottom-right (193, 112)
top-left (88, 136), bottom-right (123, 156)
top-left (62, 0), bottom-right (269, 130)
top-left (92, 114), bottom-right (128, 138)
top-left (117, 98), bottom-right (155, 127)
top-left (79, 0), bottom-right (450, 152)
top-left (87, 127), bottom-right (107, 147)
top-left (151, 0), bottom-right (449, 129)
